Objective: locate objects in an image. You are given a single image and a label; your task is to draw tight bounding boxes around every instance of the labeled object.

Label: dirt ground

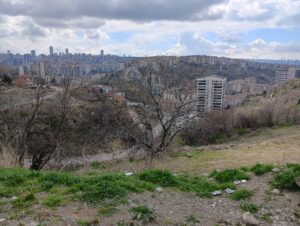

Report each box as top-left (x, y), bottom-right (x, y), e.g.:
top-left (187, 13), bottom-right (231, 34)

top-left (1, 172), bottom-right (299, 226)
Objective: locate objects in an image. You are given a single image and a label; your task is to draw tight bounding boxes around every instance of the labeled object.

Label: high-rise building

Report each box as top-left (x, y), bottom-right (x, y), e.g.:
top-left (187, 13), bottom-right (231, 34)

top-left (275, 68), bottom-right (296, 84)
top-left (65, 48), bottom-right (69, 55)
top-left (196, 76), bottom-right (226, 116)
top-left (39, 62), bottom-right (46, 78)
top-left (100, 50), bottom-right (104, 57)
top-left (31, 50), bottom-right (36, 58)
top-left (18, 65), bottom-right (25, 75)
top-left (49, 46), bottom-right (54, 56)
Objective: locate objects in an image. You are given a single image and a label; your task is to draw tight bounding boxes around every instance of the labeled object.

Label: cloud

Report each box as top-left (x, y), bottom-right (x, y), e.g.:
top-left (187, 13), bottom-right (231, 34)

top-left (0, 0), bottom-right (225, 21)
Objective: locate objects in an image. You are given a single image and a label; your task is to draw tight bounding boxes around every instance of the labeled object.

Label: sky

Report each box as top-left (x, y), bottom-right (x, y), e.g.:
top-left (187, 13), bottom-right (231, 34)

top-left (0, 0), bottom-right (300, 59)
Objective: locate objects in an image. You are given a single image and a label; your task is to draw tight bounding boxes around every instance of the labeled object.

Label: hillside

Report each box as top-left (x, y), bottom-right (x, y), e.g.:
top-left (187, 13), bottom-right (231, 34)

top-left (0, 126), bottom-right (300, 226)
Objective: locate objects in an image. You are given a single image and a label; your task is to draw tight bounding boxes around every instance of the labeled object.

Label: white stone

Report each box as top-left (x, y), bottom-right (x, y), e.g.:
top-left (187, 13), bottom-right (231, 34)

top-left (225, 188), bottom-right (236, 194)
top-left (0, 219), bottom-right (5, 223)
top-left (124, 172), bottom-right (133, 176)
top-left (212, 190), bottom-right (222, 196)
top-left (234, 180), bottom-right (241, 185)
top-left (241, 179), bottom-right (247, 183)
top-left (155, 187), bottom-right (164, 192)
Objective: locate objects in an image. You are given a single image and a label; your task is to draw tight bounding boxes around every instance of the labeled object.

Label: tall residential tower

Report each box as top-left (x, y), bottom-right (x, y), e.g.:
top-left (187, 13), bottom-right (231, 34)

top-left (196, 76), bottom-right (226, 116)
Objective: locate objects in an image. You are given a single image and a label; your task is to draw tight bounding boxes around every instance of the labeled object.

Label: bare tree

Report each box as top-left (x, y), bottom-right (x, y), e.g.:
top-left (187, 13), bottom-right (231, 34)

top-left (115, 64), bottom-right (196, 162)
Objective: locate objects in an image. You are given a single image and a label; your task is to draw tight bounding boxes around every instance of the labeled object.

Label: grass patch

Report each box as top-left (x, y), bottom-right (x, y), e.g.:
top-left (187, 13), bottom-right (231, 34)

top-left (238, 128), bottom-right (251, 135)
top-left (210, 169), bottom-right (249, 183)
top-left (240, 201), bottom-right (260, 214)
top-left (272, 163), bottom-right (300, 191)
top-left (230, 189), bottom-right (253, 201)
top-left (43, 194), bottom-right (63, 208)
top-left (76, 219), bottom-right (99, 226)
top-left (139, 169), bottom-right (177, 187)
top-left (13, 193), bottom-right (37, 208)
top-left (186, 214), bottom-right (200, 225)
top-left (250, 163), bottom-right (273, 175)
top-left (98, 206), bottom-right (118, 216)
top-left (130, 205), bottom-right (155, 222)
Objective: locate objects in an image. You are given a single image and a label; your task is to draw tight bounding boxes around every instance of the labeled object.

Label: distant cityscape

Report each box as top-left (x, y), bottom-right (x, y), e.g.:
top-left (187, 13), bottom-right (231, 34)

top-left (1, 46), bottom-right (300, 116)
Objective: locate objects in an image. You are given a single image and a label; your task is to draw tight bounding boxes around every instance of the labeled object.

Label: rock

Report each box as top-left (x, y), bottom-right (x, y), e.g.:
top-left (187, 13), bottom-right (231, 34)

top-left (155, 187), bottom-right (164, 192)
top-left (212, 190), bottom-right (222, 196)
top-left (272, 167), bottom-right (280, 173)
top-left (241, 179), bottom-right (247, 183)
top-left (225, 188), bottom-right (235, 194)
top-left (11, 196), bottom-right (17, 200)
top-left (242, 212), bottom-right (260, 226)
top-left (124, 172), bottom-right (133, 176)
top-left (0, 219), bottom-right (5, 223)
top-left (275, 209), bottom-right (282, 214)
top-left (294, 177), bottom-right (300, 188)
top-left (234, 180), bottom-right (241, 185)
top-left (272, 188), bottom-right (280, 195)
top-left (202, 173), bottom-right (209, 177)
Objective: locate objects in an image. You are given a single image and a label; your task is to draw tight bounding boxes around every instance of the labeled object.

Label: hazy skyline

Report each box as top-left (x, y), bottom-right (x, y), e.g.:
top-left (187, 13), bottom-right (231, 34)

top-left (1, 0), bottom-right (300, 59)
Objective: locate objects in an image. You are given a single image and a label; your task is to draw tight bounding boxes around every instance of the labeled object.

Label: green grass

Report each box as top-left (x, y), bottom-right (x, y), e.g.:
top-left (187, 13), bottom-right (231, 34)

top-left (272, 163), bottom-right (300, 191)
top-left (240, 201), bottom-right (260, 214)
top-left (98, 206), bottom-right (118, 216)
top-left (43, 194), bottom-right (63, 208)
top-left (250, 163), bottom-right (273, 176)
top-left (130, 205), bottom-right (155, 222)
top-left (230, 189), bottom-right (253, 201)
top-left (13, 193), bottom-right (37, 208)
top-left (139, 169), bottom-right (178, 187)
top-left (210, 169), bottom-right (249, 183)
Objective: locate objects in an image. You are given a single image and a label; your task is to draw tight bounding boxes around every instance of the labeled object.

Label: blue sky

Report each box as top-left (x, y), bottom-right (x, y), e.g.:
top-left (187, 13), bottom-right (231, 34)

top-left (0, 0), bottom-right (300, 59)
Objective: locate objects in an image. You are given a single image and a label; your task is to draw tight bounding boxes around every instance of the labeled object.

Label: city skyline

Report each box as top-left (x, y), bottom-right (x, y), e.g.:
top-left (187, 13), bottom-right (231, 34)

top-left (1, 0), bottom-right (300, 59)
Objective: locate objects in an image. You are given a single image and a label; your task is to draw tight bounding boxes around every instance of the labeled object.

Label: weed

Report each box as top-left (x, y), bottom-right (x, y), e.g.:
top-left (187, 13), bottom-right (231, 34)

top-left (272, 163), bottom-right (300, 191)
top-left (130, 205), bottom-right (155, 222)
top-left (210, 169), bottom-right (249, 183)
top-left (261, 214), bottom-right (272, 222)
top-left (238, 128), bottom-right (251, 135)
top-left (98, 206), bottom-right (118, 216)
top-left (240, 201), bottom-right (260, 214)
top-left (250, 163), bottom-right (273, 176)
top-left (230, 189), bottom-right (253, 201)
top-left (186, 214), bottom-right (199, 225)
top-left (76, 219), bottom-right (99, 226)
top-left (43, 194), bottom-right (62, 208)
top-left (13, 193), bottom-right (36, 208)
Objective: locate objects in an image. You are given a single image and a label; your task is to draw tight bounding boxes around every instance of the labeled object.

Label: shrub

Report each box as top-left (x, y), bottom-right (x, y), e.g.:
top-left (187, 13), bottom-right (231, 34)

top-left (130, 205), bottom-right (155, 222)
top-left (230, 189), bottom-right (253, 201)
top-left (186, 214), bottom-right (200, 224)
top-left (210, 169), bottom-right (249, 183)
top-left (139, 169), bottom-right (177, 187)
top-left (250, 163), bottom-right (273, 176)
top-left (13, 193), bottom-right (36, 208)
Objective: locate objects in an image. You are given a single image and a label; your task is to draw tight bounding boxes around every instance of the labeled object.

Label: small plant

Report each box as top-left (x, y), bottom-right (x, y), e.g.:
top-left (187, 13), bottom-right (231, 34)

top-left (272, 163), bottom-right (300, 191)
top-left (76, 219), bottom-right (99, 226)
top-left (130, 205), bottom-right (155, 222)
top-left (210, 169), bottom-right (249, 183)
top-left (238, 128), bottom-right (251, 135)
top-left (43, 194), bottom-right (62, 208)
top-left (230, 189), bottom-right (253, 201)
top-left (13, 193), bottom-right (36, 208)
top-left (250, 163), bottom-right (273, 176)
top-left (98, 206), bottom-right (118, 216)
top-left (240, 201), bottom-right (259, 214)
top-left (186, 214), bottom-right (199, 225)
top-left (261, 214), bottom-right (272, 222)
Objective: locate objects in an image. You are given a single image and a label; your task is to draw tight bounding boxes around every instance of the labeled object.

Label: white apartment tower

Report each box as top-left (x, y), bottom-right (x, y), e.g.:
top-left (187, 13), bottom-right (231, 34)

top-left (196, 76), bottom-right (226, 116)
top-left (275, 67), bottom-right (296, 85)
top-left (39, 62), bottom-right (46, 78)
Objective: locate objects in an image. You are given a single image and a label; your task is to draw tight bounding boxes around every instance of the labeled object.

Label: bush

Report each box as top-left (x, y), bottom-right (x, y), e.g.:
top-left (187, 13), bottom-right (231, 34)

top-left (250, 163), bottom-right (273, 176)
top-left (130, 205), bottom-right (155, 222)
top-left (230, 189), bottom-right (253, 201)
top-left (272, 164), bottom-right (300, 191)
top-left (210, 169), bottom-right (249, 183)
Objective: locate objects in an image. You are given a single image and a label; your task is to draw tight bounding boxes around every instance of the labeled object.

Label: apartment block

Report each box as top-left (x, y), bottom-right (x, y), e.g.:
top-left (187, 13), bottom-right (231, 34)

top-left (196, 76), bottom-right (226, 116)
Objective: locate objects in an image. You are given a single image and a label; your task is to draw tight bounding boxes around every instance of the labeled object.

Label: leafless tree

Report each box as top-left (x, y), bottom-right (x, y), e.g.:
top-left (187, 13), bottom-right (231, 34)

top-left (114, 64), bottom-right (196, 162)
